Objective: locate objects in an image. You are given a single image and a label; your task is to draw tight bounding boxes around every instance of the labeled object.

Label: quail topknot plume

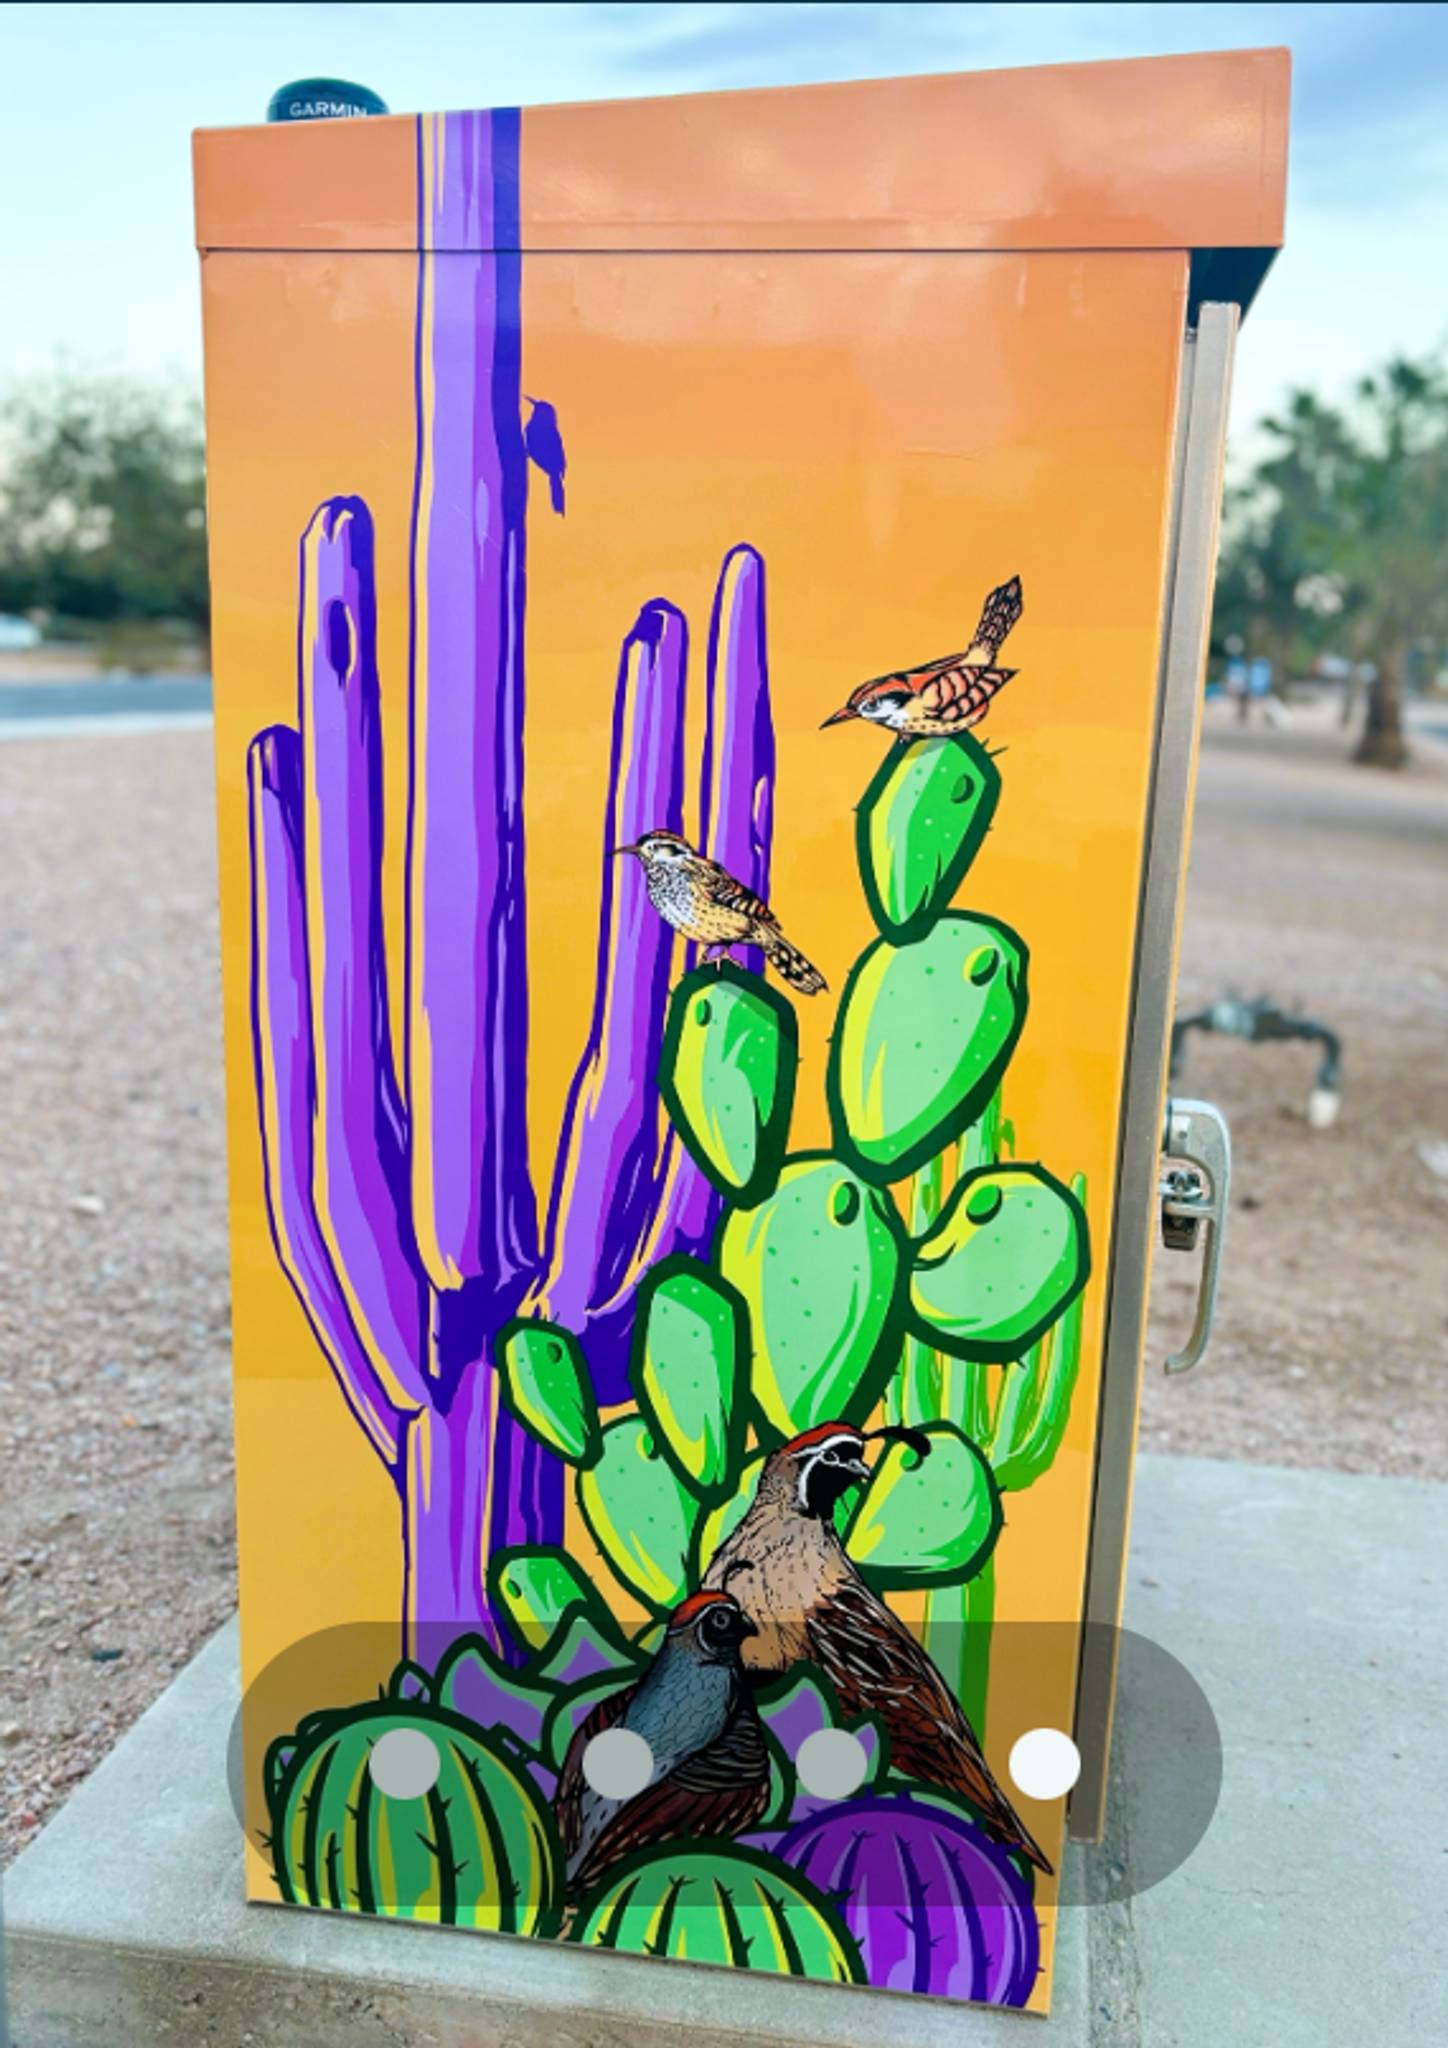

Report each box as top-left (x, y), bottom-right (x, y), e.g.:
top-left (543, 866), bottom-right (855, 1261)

top-left (702, 1420), bottom-right (1052, 1873)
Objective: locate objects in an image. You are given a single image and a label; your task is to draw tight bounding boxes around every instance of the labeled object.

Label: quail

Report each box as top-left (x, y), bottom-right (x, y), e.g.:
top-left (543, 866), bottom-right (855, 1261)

top-left (616, 830), bottom-right (827, 995)
top-left (702, 1421), bottom-right (1052, 1873)
top-left (554, 1582), bottom-right (770, 1898)
top-left (822, 575), bottom-right (1023, 739)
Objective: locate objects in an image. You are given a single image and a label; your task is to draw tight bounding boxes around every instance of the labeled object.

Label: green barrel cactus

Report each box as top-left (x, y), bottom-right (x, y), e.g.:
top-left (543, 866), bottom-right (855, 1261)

top-left (571, 1845), bottom-right (865, 1983)
top-left (828, 913), bottom-right (1028, 1184)
top-left (265, 1698), bottom-right (563, 1934)
top-left (857, 731), bottom-right (1000, 943)
top-left (660, 964), bottom-right (798, 1206)
top-left (910, 1163), bottom-right (1089, 1362)
top-left (715, 1156), bottom-right (905, 1440)
top-left (632, 1257), bottom-right (747, 1501)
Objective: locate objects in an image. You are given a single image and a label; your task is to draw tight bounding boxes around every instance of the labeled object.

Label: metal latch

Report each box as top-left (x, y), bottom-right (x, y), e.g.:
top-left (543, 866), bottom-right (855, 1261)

top-left (1158, 1097), bottom-right (1231, 1375)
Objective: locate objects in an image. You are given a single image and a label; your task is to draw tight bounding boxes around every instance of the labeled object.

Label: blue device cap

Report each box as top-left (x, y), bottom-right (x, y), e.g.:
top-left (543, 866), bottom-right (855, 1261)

top-left (267, 78), bottom-right (389, 123)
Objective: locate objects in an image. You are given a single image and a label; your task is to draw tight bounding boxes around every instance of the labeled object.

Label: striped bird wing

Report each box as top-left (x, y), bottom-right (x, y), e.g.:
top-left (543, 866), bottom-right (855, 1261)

top-left (701, 861), bottom-right (781, 932)
top-left (568, 1705), bottom-right (770, 1896)
top-left (918, 663), bottom-right (1015, 726)
top-left (555, 1683), bottom-right (632, 1861)
top-left (805, 1579), bottom-right (1048, 1867)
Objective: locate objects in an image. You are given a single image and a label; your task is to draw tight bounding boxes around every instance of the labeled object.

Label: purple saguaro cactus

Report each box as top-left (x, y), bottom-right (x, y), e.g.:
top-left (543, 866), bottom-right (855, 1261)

top-left (246, 109), bottom-right (776, 1664)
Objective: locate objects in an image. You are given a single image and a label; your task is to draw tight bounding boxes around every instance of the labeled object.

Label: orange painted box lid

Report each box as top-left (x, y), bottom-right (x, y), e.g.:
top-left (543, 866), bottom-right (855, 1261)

top-left (194, 47), bottom-right (1288, 266)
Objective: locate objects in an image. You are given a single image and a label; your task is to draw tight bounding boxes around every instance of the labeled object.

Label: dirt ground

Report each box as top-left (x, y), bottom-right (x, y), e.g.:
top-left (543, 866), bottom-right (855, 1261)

top-left (1, 702), bottom-right (1445, 1866)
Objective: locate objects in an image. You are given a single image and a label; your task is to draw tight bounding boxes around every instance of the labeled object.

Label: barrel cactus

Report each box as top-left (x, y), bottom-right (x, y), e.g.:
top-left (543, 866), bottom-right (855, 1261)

top-left (265, 1693), bottom-right (564, 1934)
top-left (570, 1844), bottom-right (865, 1984)
top-left (774, 1792), bottom-right (1039, 2006)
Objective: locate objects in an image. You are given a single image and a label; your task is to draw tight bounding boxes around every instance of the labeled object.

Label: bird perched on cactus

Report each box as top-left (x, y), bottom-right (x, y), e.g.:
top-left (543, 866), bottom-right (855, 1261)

top-left (822, 575), bottom-right (1024, 738)
top-left (702, 1422), bottom-right (1051, 1873)
top-left (522, 395), bottom-right (567, 514)
top-left (617, 830), bottom-right (827, 994)
top-left (554, 1583), bottom-right (770, 1898)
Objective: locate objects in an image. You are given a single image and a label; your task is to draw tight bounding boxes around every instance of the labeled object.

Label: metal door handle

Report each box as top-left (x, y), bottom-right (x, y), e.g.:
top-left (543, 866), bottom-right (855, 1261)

top-left (1159, 1097), bottom-right (1230, 1374)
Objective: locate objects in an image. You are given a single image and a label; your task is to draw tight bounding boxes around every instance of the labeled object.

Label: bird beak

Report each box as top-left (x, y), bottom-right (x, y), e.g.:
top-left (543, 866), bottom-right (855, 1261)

top-left (739, 1614), bottom-right (759, 1639)
top-left (843, 1457), bottom-right (871, 1484)
top-left (820, 705), bottom-right (858, 729)
top-left (613, 843), bottom-right (642, 858)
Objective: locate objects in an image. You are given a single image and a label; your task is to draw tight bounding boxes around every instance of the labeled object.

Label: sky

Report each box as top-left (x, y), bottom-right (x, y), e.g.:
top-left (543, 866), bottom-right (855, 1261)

top-left (2, 1), bottom-right (1447, 444)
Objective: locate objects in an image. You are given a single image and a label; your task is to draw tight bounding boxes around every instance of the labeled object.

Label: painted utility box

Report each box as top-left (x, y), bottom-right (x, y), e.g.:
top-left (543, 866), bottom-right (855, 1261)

top-left (194, 50), bottom-right (1287, 2017)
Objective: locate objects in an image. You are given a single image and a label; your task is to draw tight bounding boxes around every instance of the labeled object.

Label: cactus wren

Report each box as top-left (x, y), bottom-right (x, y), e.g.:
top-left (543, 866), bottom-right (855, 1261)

top-left (822, 574), bottom-right (1023, 738)
top-left (617, 831), bottom-right (827, 995)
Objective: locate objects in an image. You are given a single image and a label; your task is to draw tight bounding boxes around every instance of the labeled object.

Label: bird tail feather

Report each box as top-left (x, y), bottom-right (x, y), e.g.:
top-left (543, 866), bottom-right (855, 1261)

top-left (763, 933), bottom-right (827, 996)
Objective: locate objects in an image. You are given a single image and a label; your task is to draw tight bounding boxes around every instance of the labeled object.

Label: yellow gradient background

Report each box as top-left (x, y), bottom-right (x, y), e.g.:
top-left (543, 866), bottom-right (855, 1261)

top-left (200, 143), bottom-right (1187, 2007)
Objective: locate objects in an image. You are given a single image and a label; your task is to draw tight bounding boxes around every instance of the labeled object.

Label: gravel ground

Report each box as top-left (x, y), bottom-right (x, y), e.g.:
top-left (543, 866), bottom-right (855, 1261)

top-left (1, 703), bottom-right (1444, 1866)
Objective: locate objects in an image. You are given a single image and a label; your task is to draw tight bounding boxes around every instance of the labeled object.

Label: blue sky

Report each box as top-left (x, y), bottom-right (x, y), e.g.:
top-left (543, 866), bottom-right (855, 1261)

top-left (3, 1), bottom-right (1446, 441)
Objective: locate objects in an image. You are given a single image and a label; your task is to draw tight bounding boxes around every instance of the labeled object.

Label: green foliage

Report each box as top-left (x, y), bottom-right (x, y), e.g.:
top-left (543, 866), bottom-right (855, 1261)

top-left (632, 1256), bottom-right (747, 1501)
top-left (570, 1844), bottom-right (865, 1983)
top-left (659, 964), bottom-right (798, 1204)
top-left (0, 373), bottom-right (209, 633)
top-left (909, 1162), bottom-right (1089, 1362)
top-left (265, 1698), bottom-right (563, 1933)
top-left (716, 1156), bottom-right (904, 1440)
top-left (828, 915), bottom-right (1028, 1183)
top-left (487, 1546), bottom-right (631, 1661)
top-left (496, 1317), bottom-right (599, 1467)
top-left (578, 1417), bottom-right (696, 1614)
top-left (856, 734), bottom-right (1001, 941)
top-left (843, 1423), bottom-right (1001, 1589)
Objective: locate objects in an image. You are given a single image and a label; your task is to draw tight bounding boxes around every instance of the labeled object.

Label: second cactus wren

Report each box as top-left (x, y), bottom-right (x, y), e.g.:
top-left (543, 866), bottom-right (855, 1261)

top-left (617, 831), bottom-right (827, 995)
top-left (821, 574), bottom-right (1024, 738)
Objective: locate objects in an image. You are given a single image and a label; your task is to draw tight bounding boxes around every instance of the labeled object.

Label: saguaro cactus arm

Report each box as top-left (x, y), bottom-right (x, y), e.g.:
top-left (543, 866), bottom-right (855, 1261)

top-left (247, 729), bottom-right (405, 1464)
top-left (299, 501), bottom-right (429, 1405)
top-left (407, 108), bottom-right (538, 1307)
top-left (538, 603), bottom-right (689, 1328)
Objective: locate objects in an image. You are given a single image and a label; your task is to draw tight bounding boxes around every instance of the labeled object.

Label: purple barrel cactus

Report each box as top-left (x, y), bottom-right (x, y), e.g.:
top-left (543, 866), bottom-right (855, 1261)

top-left (245, 109), bottom-right (774, 1664)
top-left (774, 1792), bottom-right (1040, 2007)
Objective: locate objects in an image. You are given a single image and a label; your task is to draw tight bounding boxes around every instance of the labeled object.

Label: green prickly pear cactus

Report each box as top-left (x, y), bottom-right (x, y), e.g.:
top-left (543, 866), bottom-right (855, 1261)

top-left (716, 1156), bottom-right (905, 1440)
top-left (910, 1163), bottom-right (1089, 1362)
top-left (857, 731), bottom-right (1000, 942)
top-left (842, 1422), bottom-right (1001, 1589)
top-left (828, 914), bottom-right (1028, 1183)
top-left (578, 1416), bottom-right (695, 1614)
top-left (659, 963), bottom-right (797, 1205)
top-left (496, 1319), bottom-right (600, 1468)
top-left (632, 1257), bottom-right (747, 1501)
top-left (570, 1844), bottom-right (865, 1983)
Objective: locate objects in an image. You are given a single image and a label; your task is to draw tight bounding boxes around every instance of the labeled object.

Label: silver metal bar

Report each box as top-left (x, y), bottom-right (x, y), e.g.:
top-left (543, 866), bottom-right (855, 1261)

top-left (1161, 1096), bottom-right (1232, 1374)
top-left (1068, 301), bottom-right (1239, 1841)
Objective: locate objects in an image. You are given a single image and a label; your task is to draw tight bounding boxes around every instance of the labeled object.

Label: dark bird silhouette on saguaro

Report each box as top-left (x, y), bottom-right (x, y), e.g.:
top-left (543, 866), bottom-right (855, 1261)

top-left (523, 395), bottom-right (567, 515)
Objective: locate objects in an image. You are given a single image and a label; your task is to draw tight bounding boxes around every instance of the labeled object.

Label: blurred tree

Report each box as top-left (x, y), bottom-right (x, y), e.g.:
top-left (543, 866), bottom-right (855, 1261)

top-left (1213, 353), bottom-right (1448, 769)
top-left (0, 373), bottom-right (208, 641)
top-left (1333, 358), bottom-right (1448, 767)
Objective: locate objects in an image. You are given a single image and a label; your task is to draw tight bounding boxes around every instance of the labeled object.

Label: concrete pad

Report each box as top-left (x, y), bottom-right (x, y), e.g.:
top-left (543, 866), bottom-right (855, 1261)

top-left (2, 1621), bottom-right (1085, 2048)
top-left (1106, 1454), bottom-right (1448, 2048)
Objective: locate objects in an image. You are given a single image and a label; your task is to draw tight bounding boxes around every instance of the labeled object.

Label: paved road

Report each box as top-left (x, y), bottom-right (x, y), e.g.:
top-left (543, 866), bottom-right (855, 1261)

top-left (0, 676), bottom-right (211, 721)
